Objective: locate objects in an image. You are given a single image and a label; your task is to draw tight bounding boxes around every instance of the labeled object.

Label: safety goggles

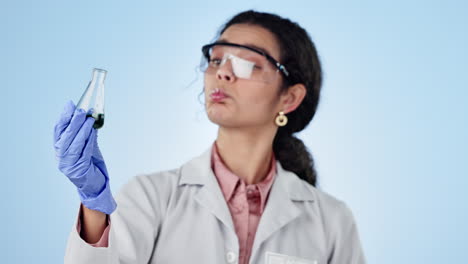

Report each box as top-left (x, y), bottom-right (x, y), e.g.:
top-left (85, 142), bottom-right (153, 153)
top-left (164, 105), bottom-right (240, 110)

top-left (201, 42), bottom-right (290, 83)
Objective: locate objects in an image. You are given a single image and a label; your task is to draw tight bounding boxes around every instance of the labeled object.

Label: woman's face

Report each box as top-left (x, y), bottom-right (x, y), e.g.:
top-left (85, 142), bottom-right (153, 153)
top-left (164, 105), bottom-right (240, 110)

top-left (204, 23), bottom-right (285, 129)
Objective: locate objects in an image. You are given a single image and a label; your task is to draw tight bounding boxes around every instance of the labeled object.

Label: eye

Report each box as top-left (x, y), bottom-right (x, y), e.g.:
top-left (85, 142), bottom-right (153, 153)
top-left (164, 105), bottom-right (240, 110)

top-left (208, 58), bottom-right (222, 67)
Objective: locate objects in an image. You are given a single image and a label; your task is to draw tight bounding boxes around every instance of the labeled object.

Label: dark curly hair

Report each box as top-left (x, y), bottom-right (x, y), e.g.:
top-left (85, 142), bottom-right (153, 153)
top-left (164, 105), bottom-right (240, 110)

top-left (205, 10), bottom-right (323, 187)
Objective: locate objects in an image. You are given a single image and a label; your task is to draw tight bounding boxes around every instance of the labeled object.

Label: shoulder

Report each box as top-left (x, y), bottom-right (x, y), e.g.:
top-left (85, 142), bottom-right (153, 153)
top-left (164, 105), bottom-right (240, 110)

top-left (290, 177), bottom-right (357, 233)
top-left (287, 173), bottom-right (355, 221)
top-left (113, 167), bottom-right (183, 219)
top-left (115, 146), bottom-right (212, 204)
top-left (312, 185), bottom-right (354, 220)
top-left (306, 182), bottom-right (357, 226)
top-left (277, 164), bottom-right (357, 227)
top-left (118, 167), bottom-right (182, 197)
top-left (302, 183), bottom-right (360, 247)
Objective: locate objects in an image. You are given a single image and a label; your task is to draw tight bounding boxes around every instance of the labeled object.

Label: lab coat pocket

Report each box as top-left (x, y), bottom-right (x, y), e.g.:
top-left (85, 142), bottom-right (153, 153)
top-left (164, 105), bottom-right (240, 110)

top-left (265, 251), bottom-right (318, 264)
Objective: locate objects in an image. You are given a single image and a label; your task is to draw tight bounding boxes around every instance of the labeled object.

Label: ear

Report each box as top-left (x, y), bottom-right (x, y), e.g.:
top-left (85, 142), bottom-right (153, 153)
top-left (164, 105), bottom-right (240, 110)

top-left (279, 83), bottom-right (307, 114)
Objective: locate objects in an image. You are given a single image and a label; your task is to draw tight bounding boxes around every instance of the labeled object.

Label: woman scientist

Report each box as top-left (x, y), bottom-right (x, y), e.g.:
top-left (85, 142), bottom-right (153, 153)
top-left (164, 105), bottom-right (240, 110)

top-left (54, 10), bottom-right (366, 264)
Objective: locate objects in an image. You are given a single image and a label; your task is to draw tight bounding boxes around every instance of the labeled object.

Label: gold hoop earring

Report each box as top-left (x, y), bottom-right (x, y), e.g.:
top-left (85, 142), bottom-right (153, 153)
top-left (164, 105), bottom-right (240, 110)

top-left (275, 111), bottom-right (288, 127)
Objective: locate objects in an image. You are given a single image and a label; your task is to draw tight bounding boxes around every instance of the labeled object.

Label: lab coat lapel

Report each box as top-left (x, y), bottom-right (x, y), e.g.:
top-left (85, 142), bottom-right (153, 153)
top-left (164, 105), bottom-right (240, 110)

top-left (179, 145), bottom-right (236, 234)
top-left (179, 145), bottom-right (316, 257)
top-left (250, 161), bottom-right (315, 258)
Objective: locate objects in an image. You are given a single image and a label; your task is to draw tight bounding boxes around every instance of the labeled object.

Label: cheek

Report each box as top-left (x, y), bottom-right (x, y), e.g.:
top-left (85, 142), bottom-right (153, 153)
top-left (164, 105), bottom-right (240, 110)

top-left (240, 84), bottom-right (278, 107)
top-left (203, 75), bottom-right (209, 92)
top-left (203, 78), bottom-right (212, 101)
top-left (234, 90), bottom-right (279, 122)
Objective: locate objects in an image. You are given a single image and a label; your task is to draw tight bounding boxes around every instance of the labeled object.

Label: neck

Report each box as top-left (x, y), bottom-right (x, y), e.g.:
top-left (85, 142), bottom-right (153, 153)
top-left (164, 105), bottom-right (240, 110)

top-left (215, 125), bottom-right (277, 185)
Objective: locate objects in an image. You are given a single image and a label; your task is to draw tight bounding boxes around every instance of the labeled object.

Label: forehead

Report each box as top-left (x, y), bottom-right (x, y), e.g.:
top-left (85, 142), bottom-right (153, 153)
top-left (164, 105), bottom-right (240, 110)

top-left (218, 24), bottom-right (281, 61)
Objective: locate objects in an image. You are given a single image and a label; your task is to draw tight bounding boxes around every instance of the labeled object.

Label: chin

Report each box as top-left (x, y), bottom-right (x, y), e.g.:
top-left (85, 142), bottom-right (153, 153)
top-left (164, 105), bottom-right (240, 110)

top-left (206, 111), bottom-right (231, 126)
top-left (206, 112), bottom-right (223, 124)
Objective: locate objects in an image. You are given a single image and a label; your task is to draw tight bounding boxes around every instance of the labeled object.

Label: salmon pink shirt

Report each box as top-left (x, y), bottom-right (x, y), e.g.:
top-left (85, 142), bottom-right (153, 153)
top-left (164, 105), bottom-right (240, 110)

top-left (76, 141), bottom-right (277, 264)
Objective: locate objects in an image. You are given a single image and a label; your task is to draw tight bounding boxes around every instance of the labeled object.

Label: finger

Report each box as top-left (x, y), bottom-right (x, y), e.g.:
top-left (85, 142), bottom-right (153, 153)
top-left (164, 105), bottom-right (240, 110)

top-left (68, 117), bottom-right (96, 156)
top-left (87, 107), bottom-right (95, 115)
top-left (93, 141), bottom-right (104, 161)
top-left (53, 100), bottom-right (76, 143)
top-left (82, 127), bottom-right (97, 159)
top-left (54, 108), bottom-right (88, 156)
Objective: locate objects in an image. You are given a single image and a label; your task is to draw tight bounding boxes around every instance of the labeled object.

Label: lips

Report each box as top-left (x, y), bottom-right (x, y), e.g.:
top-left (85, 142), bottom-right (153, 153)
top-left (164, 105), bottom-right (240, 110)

top-left (209, 88), bottom-right (229, 101)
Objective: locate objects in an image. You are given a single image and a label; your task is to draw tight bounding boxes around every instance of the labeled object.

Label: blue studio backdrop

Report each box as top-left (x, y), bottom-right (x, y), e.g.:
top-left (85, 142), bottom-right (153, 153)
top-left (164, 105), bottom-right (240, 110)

top-left (1, 0), bottom-right (467, 263)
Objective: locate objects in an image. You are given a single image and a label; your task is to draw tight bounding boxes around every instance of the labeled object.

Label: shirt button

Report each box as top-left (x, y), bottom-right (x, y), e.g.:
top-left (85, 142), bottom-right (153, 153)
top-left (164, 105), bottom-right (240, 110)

top-left (226, 251), bottom-right (237, 263)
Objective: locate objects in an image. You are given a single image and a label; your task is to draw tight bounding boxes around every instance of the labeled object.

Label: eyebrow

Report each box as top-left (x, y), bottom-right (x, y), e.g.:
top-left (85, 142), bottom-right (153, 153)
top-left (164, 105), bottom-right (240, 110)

top-left (217, 38), bottom-right (273, 57)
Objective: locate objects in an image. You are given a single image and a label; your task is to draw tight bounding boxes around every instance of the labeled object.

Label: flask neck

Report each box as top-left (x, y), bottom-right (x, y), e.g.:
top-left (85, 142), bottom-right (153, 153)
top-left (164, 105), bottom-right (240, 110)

top-left (92, 69), bottom-right (107, 83)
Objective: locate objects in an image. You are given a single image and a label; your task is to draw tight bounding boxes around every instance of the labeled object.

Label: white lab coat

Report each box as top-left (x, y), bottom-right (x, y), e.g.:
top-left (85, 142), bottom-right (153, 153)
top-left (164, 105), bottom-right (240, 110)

top-left (64, 145), bottom-right (366, 264)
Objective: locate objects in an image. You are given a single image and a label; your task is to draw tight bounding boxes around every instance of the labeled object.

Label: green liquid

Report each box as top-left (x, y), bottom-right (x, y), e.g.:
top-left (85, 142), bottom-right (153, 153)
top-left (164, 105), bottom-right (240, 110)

top-left (86, 113), bottom-right (105, 129)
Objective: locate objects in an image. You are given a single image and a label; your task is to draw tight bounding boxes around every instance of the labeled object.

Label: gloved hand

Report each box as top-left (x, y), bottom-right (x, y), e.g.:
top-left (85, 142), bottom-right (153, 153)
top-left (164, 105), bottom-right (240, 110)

top-left (53, 100), bottom-right (117, 215)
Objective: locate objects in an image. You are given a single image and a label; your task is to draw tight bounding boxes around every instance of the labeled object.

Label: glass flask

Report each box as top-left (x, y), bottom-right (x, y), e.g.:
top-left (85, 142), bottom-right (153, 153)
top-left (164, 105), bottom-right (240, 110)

top-left (77, 68), bottom-right (107, 129)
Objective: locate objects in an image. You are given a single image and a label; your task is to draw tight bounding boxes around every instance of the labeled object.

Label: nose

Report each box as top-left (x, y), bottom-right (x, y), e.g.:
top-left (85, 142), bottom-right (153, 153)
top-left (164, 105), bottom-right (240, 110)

top-left (216, 59), bottom-right (236, 82)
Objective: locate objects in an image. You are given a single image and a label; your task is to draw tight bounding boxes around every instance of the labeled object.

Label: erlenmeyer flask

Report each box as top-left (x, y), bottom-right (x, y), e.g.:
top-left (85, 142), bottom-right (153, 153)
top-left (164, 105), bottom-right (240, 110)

top-left (77, 68), bottom-right (107, 129)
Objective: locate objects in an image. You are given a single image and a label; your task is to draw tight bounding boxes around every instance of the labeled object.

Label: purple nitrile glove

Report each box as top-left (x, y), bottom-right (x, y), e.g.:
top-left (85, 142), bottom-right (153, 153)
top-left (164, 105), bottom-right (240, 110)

top-left (53, 100), bottom-right (117, 214)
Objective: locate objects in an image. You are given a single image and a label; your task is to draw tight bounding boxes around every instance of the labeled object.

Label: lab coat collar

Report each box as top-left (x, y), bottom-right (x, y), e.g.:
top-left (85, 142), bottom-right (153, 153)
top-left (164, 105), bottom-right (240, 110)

top-left (178, 144), bottom-right (315, 202)
top-left (179, 144), bottom-right (316, 255)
